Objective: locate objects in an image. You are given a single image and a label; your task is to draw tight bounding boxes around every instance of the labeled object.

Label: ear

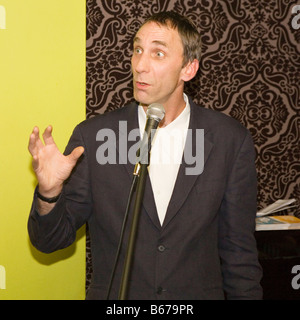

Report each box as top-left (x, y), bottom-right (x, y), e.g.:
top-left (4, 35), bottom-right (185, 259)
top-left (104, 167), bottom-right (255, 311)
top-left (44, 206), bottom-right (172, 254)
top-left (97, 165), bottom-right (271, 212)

top-left (181, 59), bottom-right (199, 82)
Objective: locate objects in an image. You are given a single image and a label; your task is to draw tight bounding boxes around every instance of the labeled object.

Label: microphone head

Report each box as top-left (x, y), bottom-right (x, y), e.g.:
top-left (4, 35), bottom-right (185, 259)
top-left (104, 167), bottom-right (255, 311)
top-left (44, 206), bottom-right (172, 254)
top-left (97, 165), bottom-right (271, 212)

top-left (146, 103), bottom-right (165, 122)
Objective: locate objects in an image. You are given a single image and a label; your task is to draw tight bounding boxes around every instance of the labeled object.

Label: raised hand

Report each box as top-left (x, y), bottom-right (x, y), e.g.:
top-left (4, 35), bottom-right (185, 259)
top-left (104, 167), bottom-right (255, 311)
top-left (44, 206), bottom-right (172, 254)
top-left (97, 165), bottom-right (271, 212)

top-left (28, 125), bottom-right (84, 198)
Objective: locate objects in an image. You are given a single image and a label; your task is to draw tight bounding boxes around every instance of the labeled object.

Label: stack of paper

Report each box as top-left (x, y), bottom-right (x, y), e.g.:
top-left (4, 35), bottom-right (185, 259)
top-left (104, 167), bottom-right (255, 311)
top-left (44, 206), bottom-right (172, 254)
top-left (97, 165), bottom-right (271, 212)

top-left (256, 199), bottom-right (297, 217)
top-left (256, 215), bottom-right (300, 231)
top-left (256, 199), bottom-right (299, 231)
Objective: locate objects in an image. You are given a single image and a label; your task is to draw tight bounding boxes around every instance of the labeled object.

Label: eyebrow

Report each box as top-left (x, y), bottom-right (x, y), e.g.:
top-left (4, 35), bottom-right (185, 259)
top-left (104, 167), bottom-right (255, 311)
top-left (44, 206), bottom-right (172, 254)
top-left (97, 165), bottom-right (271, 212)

top-left (133, 37), bottom-right (168, 48)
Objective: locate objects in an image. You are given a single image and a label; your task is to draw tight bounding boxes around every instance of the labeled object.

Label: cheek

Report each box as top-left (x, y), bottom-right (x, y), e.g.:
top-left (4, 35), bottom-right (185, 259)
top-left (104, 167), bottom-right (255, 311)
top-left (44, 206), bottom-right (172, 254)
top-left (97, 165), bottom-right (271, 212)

top-left (156, 66), bottom-right (183, 89)
top-left (131, 57), bottom-right (136, 72)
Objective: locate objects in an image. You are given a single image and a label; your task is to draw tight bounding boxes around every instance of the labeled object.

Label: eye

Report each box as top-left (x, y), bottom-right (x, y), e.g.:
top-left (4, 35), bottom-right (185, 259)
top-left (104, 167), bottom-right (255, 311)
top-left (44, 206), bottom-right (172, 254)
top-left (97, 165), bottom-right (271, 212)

top-left (134, 47), bottom-right (142, 54)
top-left (156, 51), bottom-right (165, 58)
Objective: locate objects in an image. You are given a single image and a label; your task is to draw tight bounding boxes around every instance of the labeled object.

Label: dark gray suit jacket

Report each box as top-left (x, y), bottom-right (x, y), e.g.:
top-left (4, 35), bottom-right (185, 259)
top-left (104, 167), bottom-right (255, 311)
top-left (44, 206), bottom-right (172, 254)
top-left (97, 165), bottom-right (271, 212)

top-left (28, 98), bottom-right (262, 300)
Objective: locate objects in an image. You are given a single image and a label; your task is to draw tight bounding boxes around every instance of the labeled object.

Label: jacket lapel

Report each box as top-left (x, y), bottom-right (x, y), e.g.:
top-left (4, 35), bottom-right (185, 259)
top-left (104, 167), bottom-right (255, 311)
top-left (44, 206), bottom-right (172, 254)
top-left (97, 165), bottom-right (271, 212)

top-left (115, 102), bottom-right (161, 230)
top-left (162, 100), bottom-right (214, 229)
top-left (116, 102), bottom-right (139, 178)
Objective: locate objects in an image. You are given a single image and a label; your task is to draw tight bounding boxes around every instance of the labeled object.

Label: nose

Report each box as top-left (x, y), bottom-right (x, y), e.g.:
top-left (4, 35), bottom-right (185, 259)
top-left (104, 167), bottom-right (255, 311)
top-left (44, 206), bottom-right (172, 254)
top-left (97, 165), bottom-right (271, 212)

top-left (132, 52), bottom-right (150, 74)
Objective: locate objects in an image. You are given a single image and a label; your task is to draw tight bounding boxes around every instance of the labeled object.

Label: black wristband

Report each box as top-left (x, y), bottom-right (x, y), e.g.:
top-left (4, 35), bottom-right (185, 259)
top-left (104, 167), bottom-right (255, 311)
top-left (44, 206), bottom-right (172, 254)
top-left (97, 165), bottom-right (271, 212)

top-left (37, 191), bottom-right (61, 203)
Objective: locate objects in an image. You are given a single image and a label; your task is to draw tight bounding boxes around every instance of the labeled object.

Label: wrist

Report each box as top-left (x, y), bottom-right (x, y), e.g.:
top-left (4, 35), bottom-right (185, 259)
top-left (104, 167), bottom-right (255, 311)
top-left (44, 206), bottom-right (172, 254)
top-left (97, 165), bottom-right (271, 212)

top-left (37, 185), bottom-right (62, 202)
top-left (37, 190), bottom-right (61, 203)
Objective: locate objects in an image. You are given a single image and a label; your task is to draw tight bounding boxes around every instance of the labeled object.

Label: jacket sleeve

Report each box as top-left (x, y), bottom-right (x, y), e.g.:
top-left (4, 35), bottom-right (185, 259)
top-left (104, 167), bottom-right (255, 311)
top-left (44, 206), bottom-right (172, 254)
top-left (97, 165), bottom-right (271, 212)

top-left (28, 124), bottom-right (92, 253)
top-left (218, 130), bottom-right (263, 299)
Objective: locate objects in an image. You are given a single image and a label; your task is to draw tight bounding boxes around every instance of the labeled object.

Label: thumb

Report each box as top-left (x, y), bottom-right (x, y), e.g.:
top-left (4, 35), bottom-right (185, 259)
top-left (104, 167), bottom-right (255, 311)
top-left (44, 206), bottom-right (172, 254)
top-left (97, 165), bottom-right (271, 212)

top-left (68, 146), bottom-right (85, 164)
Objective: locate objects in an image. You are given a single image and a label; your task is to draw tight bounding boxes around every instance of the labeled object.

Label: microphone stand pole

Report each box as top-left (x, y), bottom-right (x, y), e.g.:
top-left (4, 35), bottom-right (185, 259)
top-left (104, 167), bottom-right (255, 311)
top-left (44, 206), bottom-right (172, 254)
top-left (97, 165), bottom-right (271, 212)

top-left (117, 108), bottom-right (164, 300)
top-left (118, 162), bottom-right (148, 300)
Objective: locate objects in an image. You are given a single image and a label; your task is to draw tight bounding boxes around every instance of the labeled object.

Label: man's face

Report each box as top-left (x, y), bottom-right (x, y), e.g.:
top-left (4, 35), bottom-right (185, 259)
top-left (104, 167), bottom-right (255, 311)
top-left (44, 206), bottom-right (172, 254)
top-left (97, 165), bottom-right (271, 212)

top-left (131, 21), bottom-right (186, 108)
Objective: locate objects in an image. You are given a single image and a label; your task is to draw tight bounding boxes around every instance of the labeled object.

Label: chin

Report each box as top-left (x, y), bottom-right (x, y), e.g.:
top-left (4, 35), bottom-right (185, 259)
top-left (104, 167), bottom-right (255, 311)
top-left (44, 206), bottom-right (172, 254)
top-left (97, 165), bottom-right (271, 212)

top-left (134, 94), bottom-right (152, 107)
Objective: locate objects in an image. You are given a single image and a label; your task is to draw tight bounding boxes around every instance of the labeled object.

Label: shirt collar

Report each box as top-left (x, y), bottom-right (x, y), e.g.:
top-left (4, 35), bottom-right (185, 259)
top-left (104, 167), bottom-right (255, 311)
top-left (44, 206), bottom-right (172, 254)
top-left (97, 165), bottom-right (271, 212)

top-left (138, 93), bottom-right (190, 135)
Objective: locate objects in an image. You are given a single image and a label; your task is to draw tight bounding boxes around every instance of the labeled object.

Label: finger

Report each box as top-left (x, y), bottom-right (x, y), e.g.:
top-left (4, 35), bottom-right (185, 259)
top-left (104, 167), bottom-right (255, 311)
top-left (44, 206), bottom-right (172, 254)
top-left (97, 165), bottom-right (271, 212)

top-left (28, 126), bottom-right (43, 155)
top-left (28, 133), bottom-right (36, 156)
top-left (32, 154), bottom-right (40, 171)
top-left (67, 146), bottom-right (85, 164)
top-left (42, 125), bottom-right (55, 145)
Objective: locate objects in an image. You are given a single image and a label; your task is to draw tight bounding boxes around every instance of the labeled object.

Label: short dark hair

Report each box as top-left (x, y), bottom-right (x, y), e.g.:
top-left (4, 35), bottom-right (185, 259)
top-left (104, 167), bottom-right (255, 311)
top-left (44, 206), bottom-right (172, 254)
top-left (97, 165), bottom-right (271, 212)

top-left (141, 11), bottom-right (201, 66)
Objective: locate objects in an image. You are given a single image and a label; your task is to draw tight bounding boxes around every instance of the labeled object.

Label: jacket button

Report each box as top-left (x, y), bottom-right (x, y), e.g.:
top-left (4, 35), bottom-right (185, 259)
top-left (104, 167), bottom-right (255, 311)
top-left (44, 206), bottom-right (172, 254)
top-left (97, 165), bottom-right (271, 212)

top-left (158, 245), bottom-right (166, 252)
top-left (156, 287), bottom-right (163, 294)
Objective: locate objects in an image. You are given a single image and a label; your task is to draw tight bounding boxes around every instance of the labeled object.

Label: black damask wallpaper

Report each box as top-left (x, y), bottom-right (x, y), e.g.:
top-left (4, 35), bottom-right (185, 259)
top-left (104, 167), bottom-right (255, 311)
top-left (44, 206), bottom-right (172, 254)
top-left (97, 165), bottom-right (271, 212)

top-left (86, 0), bottom-right (300, 290)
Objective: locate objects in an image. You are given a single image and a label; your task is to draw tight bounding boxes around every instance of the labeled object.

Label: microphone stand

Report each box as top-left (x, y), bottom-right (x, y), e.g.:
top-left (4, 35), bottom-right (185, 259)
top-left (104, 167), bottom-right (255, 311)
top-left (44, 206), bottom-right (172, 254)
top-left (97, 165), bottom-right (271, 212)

top-left (118, 118), bottom-right (158, 300)
top-left (118, 162), bottom-right (148, 300)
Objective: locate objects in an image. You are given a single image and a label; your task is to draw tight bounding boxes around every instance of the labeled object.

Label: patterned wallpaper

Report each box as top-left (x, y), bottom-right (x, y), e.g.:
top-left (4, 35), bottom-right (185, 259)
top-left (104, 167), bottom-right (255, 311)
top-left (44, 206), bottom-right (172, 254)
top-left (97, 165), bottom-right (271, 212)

top-left (86, 0), bottom-right (300, 289)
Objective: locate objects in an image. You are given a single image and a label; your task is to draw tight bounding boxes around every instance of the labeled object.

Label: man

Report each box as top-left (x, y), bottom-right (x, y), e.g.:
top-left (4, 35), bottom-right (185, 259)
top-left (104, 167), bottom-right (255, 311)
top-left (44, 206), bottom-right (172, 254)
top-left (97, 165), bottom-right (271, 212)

top-left (28, 11), bottom-right (262, 299)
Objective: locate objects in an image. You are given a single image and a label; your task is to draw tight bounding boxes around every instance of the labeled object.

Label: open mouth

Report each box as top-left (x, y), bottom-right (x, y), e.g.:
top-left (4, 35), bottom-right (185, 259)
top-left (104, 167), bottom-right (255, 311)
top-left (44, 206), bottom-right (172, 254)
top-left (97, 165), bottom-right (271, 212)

top-left (136, 81), bottom-right (150, 89)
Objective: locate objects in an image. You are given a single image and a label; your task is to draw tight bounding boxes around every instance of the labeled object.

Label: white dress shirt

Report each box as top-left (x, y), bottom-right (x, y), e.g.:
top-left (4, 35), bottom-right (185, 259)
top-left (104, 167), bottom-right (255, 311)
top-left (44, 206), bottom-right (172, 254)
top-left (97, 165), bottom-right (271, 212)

top-left (138, 94), bottom-right (190, 225)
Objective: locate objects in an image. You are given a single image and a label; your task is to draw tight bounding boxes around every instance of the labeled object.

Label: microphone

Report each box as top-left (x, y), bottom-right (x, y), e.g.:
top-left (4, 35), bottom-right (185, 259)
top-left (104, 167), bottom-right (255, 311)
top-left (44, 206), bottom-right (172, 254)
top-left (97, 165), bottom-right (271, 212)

top-left (137, 103), bottom-right (165, 166)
